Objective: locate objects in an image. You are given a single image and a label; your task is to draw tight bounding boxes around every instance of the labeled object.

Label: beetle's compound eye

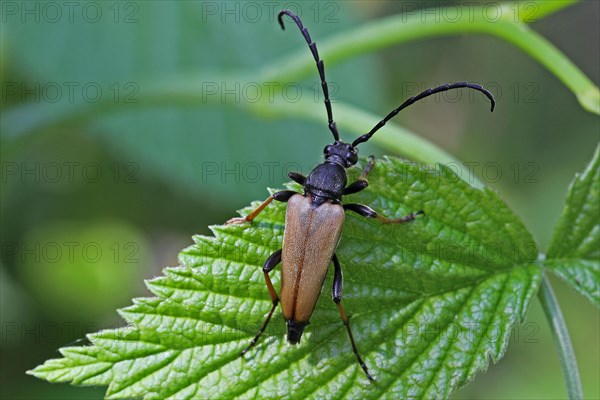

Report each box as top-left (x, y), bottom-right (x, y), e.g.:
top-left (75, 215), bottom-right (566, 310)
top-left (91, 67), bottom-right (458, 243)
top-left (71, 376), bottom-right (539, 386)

top-left (324, 145), bottom-right (334, 157)
top-left (346, 148), bottom-right (358, 165)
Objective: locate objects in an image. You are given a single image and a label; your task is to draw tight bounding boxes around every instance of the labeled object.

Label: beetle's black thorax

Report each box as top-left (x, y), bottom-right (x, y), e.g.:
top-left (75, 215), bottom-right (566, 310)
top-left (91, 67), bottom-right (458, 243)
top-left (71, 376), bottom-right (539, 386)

top-left (304, 161), bottom-right (347, 205)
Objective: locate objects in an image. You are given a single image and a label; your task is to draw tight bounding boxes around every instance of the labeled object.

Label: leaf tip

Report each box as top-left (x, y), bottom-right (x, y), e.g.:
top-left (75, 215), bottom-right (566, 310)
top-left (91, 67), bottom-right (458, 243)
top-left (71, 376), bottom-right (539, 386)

top-left (26, 365), bottom-right (48, 380)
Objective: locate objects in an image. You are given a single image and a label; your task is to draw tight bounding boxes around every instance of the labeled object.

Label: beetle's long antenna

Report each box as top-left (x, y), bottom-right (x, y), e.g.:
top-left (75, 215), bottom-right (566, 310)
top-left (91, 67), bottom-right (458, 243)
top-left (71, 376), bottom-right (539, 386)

top-left (278, 10), bottom-right (340, 141)
top-left (352, 82), bottom-right (495, 147)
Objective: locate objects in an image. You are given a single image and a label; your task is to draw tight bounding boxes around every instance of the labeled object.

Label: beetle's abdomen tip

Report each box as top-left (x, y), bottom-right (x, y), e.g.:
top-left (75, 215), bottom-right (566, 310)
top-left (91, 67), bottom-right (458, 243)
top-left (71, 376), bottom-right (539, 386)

top-left (286, 320), bottom-right (307, 344)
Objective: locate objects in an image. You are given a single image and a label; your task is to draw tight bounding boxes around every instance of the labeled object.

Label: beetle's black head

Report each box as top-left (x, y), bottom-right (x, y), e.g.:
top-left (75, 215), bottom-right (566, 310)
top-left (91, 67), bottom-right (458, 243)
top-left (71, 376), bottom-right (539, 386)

top-left (286, 320), bottom-right (308, 345)
top-left (324, 141), bottom-right (358, 168)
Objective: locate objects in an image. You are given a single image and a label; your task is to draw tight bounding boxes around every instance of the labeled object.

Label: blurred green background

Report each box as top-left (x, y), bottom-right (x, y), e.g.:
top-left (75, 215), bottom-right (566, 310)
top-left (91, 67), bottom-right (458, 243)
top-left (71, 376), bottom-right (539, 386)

top-left (1, 1), bottom-right (598, 399)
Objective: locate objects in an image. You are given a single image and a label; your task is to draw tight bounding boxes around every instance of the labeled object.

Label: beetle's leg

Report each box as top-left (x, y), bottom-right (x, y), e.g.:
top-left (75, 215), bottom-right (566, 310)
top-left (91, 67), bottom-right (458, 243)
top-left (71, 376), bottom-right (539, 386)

top-left (241, 249), bottom-right (282, 356)
top-left (344, 203), bottom-right (424, 224)
top-left (343, 155), bottom-right (375, 195)
top-left (332, 254), bottom-right (375, 381)
top-left (226, 190), bottom-right (297, 224)
top-left (288, 172), bottom-right (306, 186)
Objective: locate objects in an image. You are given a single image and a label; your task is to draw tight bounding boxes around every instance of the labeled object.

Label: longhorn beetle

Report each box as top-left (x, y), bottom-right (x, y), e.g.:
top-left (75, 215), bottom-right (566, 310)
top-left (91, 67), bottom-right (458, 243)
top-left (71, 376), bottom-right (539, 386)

top-left (226, 10), bottom-right (495, 381)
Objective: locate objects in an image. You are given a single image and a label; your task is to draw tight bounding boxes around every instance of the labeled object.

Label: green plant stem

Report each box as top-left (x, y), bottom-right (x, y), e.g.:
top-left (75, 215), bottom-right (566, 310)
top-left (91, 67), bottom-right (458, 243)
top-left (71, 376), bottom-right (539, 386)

top-left (3, 0), bottom-right (597, 143)
top-left (263, 1), bottom-right (597, 115)
top-left (538, 273), bottom-right (584, 400)
top-left (265, 1), bottom-right (572, 80)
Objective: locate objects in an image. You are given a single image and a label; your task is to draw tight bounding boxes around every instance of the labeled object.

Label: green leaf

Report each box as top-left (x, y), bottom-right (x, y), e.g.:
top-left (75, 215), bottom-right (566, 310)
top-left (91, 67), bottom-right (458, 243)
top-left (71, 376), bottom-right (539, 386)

top-left (546, 145), bottom-right (600, 307)
top-left (29, 157), bottom-right (542, 398)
